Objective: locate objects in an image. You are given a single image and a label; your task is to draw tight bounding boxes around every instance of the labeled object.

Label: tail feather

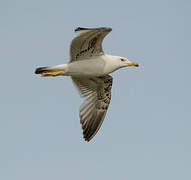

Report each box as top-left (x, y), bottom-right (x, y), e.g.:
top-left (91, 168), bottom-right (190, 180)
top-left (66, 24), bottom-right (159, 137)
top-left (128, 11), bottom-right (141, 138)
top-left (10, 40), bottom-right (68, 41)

top-left (35, 65), bottom-right (63, 74)
top-left (35, 64), bottom-right (67, 76)
top-left (35, 67), bottom-right (50, 74)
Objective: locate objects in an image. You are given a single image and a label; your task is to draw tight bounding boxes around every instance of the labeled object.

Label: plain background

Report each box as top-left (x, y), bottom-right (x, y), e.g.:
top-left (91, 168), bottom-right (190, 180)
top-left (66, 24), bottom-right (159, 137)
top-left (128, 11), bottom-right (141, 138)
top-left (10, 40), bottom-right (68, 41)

top-left (0, 0), bottom-right (190, 179)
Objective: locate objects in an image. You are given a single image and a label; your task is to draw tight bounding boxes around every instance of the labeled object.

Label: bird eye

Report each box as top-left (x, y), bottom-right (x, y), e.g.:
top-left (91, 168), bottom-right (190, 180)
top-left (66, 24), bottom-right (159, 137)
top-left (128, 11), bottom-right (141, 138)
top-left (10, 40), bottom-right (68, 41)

top-left (120, 58), bottom-right (125, 62)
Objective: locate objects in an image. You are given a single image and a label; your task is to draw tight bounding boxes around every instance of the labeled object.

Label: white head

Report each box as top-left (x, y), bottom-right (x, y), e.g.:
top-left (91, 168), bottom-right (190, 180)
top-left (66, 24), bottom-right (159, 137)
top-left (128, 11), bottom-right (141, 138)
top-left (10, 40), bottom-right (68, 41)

top-left (106, 55), bottom-right (139, 68)
top-left (103, 55), bottom-right (139, 74)
top-left (116, 56), bottom-right (139, 68)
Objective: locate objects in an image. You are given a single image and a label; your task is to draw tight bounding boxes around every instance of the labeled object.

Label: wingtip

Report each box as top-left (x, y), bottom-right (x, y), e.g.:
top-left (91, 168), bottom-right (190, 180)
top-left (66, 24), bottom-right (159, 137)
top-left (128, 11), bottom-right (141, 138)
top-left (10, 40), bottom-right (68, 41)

top-left (84, 138), bottom-right (90, 142)
top-left (83, 135), bottom-right (91, 142)
top-left (75, 27), bottom-right (86, 32)
top-left (75, 27), bottom-right (112, 32)
top-left (83, 130), bottom-right (95, 142)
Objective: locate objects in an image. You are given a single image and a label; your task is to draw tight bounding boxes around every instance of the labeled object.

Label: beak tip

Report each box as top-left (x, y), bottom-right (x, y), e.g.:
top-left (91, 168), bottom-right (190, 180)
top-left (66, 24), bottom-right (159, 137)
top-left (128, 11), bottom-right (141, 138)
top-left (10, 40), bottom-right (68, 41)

top-left (128, 62), bottom-right (139, 67)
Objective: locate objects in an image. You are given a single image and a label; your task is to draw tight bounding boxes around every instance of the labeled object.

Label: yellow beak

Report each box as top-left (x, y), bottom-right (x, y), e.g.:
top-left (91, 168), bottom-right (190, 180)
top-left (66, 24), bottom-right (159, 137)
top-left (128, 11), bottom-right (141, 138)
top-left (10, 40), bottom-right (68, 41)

top-left (127, 62), bottom-right (139, 67)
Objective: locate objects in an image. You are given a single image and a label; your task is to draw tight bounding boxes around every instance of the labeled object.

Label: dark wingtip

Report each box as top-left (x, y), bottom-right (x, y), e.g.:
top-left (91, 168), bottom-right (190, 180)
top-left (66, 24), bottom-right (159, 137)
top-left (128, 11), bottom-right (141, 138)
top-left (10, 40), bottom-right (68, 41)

top-left (75, 27), bottom-right (112, 32)
top-left (75, 27), bottom-right (87, 32)
top-left (83, 135), bottom-right (91, 142)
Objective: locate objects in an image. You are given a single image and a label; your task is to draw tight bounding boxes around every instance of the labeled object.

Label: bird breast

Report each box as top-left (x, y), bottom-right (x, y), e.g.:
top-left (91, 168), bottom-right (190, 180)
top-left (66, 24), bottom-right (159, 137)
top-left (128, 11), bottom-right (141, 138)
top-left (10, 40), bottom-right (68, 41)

top-left (67, 58), bottom-right (106, 77)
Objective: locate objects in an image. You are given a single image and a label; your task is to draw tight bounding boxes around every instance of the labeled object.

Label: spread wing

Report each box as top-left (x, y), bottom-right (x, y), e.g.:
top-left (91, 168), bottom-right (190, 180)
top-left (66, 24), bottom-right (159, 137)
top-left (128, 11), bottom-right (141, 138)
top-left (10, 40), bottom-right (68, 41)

top-left (70, 27), bottom-right (112, 62)
top-left (71, 75), bottom-right (113, 141)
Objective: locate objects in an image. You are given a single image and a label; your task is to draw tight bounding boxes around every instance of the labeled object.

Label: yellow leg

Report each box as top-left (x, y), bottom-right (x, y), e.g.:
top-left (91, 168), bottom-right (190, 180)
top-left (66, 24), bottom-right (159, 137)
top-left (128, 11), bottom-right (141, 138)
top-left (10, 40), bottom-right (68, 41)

top-left (42, 70), bottom-right (64, 77)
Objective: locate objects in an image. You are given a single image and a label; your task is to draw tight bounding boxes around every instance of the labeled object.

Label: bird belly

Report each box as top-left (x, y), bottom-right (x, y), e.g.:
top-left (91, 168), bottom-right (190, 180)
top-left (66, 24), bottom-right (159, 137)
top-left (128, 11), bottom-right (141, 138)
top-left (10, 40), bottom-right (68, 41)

top-left (67, 59), bottom-right (105, 77)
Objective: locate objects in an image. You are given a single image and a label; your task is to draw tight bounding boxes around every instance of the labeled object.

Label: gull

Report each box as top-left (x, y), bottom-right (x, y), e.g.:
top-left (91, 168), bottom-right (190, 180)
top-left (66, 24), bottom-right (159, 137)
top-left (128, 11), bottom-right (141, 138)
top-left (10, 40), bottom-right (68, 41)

top-left (35, 27), bottom-right (138, 142)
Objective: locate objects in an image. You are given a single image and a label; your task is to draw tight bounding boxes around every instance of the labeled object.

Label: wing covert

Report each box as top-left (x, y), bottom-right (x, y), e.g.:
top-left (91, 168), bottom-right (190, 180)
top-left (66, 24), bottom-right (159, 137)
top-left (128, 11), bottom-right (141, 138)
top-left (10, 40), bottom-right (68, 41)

top-left (70, 27), bottom-right (112, 62)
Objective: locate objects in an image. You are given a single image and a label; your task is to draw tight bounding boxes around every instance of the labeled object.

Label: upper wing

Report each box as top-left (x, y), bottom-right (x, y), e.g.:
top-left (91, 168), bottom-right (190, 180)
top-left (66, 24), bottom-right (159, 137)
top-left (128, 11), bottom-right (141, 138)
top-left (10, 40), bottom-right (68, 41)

top-left (70, 27), bottom-right (112, 62)
top-left (71, 75), bottom-right (113, 141)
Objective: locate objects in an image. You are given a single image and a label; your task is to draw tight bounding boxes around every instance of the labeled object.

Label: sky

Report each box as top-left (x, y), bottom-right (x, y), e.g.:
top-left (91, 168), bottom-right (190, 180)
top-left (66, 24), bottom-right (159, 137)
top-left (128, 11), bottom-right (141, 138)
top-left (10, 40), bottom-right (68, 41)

top-left (0, 0), bottom-right (190, 179)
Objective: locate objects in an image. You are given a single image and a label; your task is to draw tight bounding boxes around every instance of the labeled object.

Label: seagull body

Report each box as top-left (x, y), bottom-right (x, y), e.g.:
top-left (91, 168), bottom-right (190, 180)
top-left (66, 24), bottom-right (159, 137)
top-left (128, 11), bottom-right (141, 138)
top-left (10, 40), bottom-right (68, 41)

top-left (35, 27), bottom-right (138, 142)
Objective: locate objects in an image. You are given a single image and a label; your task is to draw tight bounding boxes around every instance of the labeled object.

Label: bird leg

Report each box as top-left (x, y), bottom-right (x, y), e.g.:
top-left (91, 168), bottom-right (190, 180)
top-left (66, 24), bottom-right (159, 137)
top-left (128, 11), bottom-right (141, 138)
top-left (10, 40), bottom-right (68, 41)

top-left (42, 70), bottom-right (65, 77)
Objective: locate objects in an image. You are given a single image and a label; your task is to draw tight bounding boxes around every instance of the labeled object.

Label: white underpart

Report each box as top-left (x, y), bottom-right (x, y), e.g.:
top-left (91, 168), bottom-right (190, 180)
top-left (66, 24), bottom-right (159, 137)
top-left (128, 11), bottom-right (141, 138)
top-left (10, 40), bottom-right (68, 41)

top-left (37, 27), bottom-right (136, 141)
top-left (59, 54), bottom-right (127, 77)
top-left (50, 53), bottom-right (132, 77)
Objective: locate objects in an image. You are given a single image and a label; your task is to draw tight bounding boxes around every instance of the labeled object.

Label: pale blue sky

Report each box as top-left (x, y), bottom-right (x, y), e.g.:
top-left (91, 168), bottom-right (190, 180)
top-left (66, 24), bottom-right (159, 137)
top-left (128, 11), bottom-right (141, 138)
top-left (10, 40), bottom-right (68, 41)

top-left (0, 0), bottom-right (190, 179)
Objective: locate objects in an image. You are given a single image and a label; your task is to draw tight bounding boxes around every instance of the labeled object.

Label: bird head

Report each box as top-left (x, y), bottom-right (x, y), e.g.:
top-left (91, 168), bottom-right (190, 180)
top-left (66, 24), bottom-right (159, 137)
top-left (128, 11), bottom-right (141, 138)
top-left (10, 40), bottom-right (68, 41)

top-left (118, 57), bottom-right (139, 67)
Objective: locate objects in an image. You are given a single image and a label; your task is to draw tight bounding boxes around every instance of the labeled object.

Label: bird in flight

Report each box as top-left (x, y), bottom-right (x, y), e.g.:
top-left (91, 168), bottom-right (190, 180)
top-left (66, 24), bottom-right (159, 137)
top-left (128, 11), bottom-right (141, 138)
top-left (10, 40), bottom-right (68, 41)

top-left (35, 27), bottom-right (138, 142)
